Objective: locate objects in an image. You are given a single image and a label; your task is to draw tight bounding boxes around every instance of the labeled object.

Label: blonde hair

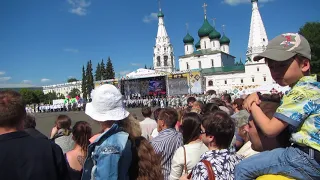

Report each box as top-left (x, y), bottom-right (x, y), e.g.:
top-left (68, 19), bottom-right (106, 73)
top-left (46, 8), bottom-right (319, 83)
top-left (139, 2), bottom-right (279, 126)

top-left (119, 114), bottom-right (142, 139)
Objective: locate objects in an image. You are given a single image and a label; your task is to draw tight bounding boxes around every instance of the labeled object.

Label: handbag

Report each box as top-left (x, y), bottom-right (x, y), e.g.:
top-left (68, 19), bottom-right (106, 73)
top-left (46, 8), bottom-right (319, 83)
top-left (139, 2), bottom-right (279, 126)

top-left (182, 146), bottom-right (188, 174)
top-left (187, 159), bottom-right (215, 180)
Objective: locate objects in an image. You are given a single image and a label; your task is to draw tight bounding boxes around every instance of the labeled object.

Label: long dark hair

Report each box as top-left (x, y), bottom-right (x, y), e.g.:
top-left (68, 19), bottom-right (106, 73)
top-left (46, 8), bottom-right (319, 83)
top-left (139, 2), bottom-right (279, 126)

top-left (130, 136), bottom-right (163, 180)
top-left (72, 121), bottom-right (92, 158)
top-left (181, 112), bottom-right (202, 144)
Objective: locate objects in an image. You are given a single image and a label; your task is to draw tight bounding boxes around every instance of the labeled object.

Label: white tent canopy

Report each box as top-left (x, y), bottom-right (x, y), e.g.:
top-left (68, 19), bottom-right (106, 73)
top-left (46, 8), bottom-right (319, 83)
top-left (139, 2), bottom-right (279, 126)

top-left (125, 68), bottom-right (166, 79)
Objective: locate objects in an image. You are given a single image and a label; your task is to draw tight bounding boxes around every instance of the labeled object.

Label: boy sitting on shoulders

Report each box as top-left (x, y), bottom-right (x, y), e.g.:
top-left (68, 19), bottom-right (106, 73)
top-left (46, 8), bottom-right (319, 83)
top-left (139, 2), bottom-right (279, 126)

top-left (236, 33), bottom-right (320, 179)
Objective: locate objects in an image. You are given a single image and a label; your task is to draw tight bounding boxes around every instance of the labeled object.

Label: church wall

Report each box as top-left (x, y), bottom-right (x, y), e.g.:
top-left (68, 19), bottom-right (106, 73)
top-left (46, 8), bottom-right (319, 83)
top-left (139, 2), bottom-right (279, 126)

top-left (221, 54), bottom-right (235, 67)
top-left (179, 53), bottom-right (223, 71)
top-left (200, 37), bottom-right (211, 49)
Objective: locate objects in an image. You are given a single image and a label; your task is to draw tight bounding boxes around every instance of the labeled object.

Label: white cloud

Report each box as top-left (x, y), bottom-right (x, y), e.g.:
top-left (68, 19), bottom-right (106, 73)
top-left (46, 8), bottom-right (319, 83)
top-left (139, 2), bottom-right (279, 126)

top-left (0, 71), bottom-right (5, 75)
top-left (64, 48), bottom-right (79, 53)
top-left (143, 13), bottom-right (158, 23)
top-left (130, 63), bottom-right (142, 66)
top-left (41, 78), bottom-right (51, 83)
top-left (22, 80), bottom-right (32, 84)
top-left (223, 0), bottom-right (274, 6)
top-left (67, 0), bottom-right (91, 16)
top-left (119, 70), bottom-right (130, 76)
top-left (0, 77), bottom-right (11, 82)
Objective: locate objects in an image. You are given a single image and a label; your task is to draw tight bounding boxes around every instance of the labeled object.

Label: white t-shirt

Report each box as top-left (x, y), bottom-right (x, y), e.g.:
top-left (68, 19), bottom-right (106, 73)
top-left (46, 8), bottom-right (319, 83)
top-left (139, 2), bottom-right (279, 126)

top-left (140, 117), bottom-right (157, 141)
top-left (169, 141), bottom-right (208, 180)
top-left (151, 128), bottom-right (159, 138)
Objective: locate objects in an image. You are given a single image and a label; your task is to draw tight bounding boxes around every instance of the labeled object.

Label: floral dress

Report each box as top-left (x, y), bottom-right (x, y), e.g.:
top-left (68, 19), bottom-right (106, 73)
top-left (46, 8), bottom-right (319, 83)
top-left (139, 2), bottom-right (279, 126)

top-left (191, 148), bottom-right (243, 180)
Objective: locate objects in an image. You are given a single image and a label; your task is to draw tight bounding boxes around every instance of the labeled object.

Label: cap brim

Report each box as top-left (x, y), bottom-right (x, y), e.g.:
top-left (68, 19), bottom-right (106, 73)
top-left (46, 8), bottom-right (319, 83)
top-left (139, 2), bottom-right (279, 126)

top-left (85, 103), bottom-right (130, 122)
top-left (253, 49), bottom-right (296, 62)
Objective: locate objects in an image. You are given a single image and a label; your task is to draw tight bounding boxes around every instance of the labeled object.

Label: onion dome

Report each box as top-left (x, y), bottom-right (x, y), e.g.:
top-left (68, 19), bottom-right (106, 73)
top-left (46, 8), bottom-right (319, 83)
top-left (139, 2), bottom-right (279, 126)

top-left (195, 40), bottom-right (201, 49)
top-left (220, 34), bottom-right (230, 45)
top-left (158, 11), bottom-right (164, 18)
top-left (209, 28), bottom-right (221, 40)
top-left (198, 18), bottom-right (214, 38)
top-left (183, 33), bottom-right (194, 44)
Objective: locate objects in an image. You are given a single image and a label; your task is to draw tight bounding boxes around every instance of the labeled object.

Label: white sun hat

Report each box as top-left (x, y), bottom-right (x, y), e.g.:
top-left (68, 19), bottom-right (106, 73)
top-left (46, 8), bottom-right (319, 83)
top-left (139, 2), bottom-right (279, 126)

top-left (85, 84), bottom-right (129, 121)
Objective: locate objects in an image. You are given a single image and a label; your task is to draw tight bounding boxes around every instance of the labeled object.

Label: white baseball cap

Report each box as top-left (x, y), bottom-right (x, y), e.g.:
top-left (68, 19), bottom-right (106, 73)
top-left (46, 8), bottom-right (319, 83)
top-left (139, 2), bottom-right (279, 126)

top-left (85, 84), bottom-right (129, 121)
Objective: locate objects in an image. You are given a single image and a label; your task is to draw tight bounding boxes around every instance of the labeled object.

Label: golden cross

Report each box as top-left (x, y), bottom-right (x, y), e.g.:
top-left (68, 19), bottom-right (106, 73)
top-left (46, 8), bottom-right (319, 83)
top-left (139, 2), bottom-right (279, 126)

top-left (158, 0), bottom-right (162, 11)
top-left (186, 23), bottom-right (189, 33)
top-left (202, 3), bottom-right (207, 17)
top-left (212, 18), bottom-right (216, 27)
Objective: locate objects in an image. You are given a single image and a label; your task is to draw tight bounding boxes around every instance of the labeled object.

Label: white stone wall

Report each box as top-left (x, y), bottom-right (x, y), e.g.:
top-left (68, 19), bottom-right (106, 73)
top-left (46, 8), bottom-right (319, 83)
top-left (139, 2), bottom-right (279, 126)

top-left (179, 53), bottom-right (223, 71)
top-left (211, 40), bottom-right (220, 51)
top-left (184, 44), bottom-right (194, 55)
top-left (205, 63), bottom-right (274, 93)
top-left (200, 37), bottom-right (211, 49)
top-left (221, 44), bottom-right (230, 54)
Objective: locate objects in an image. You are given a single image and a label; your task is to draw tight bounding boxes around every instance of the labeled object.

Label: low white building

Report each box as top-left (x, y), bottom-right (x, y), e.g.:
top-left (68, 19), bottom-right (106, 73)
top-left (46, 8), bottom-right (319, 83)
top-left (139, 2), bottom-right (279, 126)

top-left (42, 81), bottom-right (82, 97)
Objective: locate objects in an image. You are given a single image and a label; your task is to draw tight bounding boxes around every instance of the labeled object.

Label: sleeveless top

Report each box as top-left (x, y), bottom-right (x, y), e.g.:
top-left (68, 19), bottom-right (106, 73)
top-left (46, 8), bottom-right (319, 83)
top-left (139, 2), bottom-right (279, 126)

top-left (64, 154), bottom-right (82, 180)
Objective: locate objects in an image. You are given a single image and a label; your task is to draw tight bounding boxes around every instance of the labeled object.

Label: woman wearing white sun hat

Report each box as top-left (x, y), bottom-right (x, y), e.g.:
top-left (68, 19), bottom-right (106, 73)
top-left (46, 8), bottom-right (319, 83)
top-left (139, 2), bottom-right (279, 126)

top-left (81, 84), bottom-right (141, 180)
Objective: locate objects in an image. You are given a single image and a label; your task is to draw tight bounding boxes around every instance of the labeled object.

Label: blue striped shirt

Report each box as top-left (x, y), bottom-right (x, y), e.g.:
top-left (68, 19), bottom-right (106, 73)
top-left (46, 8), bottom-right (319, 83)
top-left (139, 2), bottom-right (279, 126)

top-left (150, 128), bottom-right (183, 180)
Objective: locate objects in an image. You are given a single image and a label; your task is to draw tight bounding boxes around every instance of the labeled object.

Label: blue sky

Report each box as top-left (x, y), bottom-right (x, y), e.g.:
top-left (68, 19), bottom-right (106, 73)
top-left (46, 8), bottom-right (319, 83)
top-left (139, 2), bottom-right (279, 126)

top-left (0, 0), bottom-right (319, 87)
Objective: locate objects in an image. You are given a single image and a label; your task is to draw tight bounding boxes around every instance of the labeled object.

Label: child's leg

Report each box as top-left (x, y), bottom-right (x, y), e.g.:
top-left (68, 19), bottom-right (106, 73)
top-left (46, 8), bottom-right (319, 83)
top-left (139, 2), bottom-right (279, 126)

top-left (235, 147), bottom-right (320, 180)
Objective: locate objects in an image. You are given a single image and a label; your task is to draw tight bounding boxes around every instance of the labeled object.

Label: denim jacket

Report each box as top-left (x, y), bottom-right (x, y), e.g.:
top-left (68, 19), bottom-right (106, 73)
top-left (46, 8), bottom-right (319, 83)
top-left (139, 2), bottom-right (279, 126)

top-left (81, 123), bottom-right (132, 180)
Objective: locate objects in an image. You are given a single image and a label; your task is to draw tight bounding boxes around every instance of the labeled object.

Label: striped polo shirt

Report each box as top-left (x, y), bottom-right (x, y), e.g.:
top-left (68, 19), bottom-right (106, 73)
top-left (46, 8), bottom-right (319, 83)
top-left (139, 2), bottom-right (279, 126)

top-left (151, 128), bottom-right (183, 180)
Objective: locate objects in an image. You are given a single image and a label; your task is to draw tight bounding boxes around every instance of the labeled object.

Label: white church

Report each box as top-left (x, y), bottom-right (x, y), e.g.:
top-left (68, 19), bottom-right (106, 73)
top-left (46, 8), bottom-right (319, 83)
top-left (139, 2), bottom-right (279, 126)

top-left (43, 0), bottom-right (287, 97)
top-left (152, 0), bottom-right (279, 94)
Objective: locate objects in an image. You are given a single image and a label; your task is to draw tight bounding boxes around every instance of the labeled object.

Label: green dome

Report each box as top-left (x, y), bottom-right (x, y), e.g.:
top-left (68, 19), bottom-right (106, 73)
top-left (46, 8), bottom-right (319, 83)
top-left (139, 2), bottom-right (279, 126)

top-left (195, 40), bottom-right (201, 49)
top-left (198, 18), bottom-right (214, 38)
top-left (220, 34), bottom-right (230, 45)
top-left (183, 33), bottom-right (194, 44)
top-left (158, 11), bottom-right (164, 18)
top-left (251, 0), bottom-right (258, 2)
top-left (209, 28), bottom-right (221, 40)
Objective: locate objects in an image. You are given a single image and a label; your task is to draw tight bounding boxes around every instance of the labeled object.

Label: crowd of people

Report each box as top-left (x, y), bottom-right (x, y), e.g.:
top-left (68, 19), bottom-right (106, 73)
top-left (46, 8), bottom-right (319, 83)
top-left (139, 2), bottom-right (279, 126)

top-left (0, 33), bottom-right (319, 180)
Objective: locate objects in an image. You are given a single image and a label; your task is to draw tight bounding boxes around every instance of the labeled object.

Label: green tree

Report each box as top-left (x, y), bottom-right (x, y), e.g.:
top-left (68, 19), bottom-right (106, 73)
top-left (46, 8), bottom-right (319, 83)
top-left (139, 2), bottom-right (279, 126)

top-left (19, 89), bottom-right (36, 104)
top-left (106, 57), bottom-right (115, 79)
top-left (86, 60), bottom-right (94, 98)
top-left (67, 78), bottom-right (78, 83)
top-left (57, 93), bottom-right (65, 99)
top-left (68, 88), bottom-right (81, 98)
top-left (45, 92), bottom-right (57, 104)
top-left (144, 64), bottom-right (147, 69)
top-left (95, 62), bottom-right (102, 81)
top-left (33, 90), bottom-right (45, 103)
top-left (81, 65), bottom-right (87, 100)
top-left (299, 22), bottom-right (320, 75)
top-left (101, 59), bottom-right (106, 80)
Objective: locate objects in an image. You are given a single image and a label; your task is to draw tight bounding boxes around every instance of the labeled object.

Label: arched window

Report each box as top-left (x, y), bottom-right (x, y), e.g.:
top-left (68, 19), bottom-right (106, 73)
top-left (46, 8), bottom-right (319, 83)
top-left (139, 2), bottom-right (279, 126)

top-left (164, 56), bottom-right (168, 66)
top-left (171, 55), bottom-right (174, 67)
top-left (211, 59), bottom-right (214, 67)
top-left (208, 80), bottom-right (213, 86)
top-left (186, 62), bottom-right (189, 70)
top-left (257, 67), bottom-right (259, 72)
top-left (157, 56), bottom-right (160, 66)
